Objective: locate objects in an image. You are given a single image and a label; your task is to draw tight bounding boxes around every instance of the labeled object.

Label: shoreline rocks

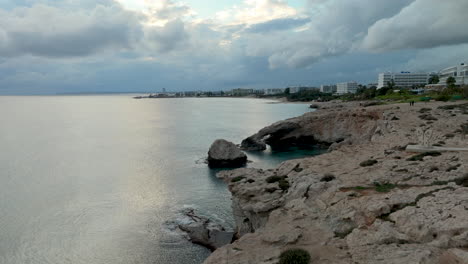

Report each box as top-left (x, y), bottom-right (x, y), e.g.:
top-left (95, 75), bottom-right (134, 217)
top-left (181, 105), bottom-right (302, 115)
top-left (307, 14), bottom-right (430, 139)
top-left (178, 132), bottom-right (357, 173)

top-left (207, 139), bottom-right (247, 168)
top-left (178, 209), bottom-right (234, 251)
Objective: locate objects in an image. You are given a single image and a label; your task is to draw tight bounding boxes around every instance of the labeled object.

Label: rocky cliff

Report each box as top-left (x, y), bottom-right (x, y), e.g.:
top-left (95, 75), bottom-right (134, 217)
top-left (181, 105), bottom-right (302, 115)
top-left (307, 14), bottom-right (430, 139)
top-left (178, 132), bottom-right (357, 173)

top-left (241, 105), bottom-right (381, 151)
top-left (204, 102), bottom-right (468, 264)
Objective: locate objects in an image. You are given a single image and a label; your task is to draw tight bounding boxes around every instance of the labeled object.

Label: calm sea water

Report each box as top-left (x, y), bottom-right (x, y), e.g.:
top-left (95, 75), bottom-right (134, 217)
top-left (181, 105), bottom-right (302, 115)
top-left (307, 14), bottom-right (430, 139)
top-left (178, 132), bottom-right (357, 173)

top-left (0, 96), bottom-right (319, 264)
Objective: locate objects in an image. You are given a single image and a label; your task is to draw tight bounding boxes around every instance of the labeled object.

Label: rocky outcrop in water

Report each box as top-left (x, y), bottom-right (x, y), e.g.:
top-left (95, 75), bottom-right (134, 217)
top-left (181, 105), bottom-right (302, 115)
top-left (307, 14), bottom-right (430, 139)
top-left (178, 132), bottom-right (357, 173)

top-left (205, 102), bottom-right (468, 264)
top-left (208, 139), bottom-right (247, 168)
top-left (178, 209), bottom-right (234, 251)
top-left (241, 107), bottom-right (381, 151)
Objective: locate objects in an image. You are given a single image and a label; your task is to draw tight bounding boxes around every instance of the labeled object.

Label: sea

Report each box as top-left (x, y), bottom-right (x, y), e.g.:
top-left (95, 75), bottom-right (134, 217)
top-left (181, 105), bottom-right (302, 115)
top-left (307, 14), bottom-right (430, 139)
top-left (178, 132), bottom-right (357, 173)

top-left (0, 95), bottom-right (321, 264)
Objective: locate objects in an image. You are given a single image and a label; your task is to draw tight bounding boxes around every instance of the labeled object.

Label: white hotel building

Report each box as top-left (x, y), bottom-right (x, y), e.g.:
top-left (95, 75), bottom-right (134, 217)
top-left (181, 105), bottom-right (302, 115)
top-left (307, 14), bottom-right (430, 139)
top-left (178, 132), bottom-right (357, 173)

top-left (377, 72), bottom-right (432, 89)
top-left (336, 82), bottom-right (358, 94)
top-left (439, 63), bottom-right (468, 85)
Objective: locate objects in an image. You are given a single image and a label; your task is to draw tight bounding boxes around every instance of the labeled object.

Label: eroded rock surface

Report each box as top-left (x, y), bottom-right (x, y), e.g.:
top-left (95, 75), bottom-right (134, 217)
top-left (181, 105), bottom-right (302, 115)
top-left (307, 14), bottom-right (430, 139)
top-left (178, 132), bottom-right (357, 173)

top-left (205, 101), bottom-right (468, 264)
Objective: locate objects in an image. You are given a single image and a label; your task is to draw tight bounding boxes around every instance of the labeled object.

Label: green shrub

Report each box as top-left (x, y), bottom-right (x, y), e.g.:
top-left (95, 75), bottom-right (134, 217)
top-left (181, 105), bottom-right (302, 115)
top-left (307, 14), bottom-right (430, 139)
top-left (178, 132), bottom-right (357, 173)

top-left (374, 182), bottom-right (397, 193)
top-left (360, 159), bottom-right (378, 167)
top-left (353, 186), bottom-right (368, 190)
top-left (435, 94), bottom-right (450, 101)
top-left (278, 179), bottom-right (290, 191)
top-left (279, 249), bottom-right (311, 264)
top-left (266, 175), bottom-right (286, 183)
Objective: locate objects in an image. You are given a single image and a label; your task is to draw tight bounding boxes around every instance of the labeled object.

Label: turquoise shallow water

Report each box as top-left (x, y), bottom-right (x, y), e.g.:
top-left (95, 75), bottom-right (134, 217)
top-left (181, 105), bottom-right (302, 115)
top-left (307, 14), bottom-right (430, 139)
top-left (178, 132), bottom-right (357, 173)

top-left (0, 96), bottom-right (320, 264)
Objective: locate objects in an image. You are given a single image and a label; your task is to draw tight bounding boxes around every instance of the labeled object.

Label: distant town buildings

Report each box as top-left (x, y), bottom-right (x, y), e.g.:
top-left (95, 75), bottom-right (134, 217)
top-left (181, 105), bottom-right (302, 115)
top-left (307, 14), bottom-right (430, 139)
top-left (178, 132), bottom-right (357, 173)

top-left (439, 63), bottom-right (468, 85)
top-left (264, 88), bottom-right (285, 95)
top-left (377, 72), bottom-right (433, 89)
top-left (320, 85), bottom-right (337, 93)
top-left (336, 82), bottom-right (358, 94)
top-left (232, 88), bottom-right (254, 96)
top-left (288, 86), bottom-right (319, 93)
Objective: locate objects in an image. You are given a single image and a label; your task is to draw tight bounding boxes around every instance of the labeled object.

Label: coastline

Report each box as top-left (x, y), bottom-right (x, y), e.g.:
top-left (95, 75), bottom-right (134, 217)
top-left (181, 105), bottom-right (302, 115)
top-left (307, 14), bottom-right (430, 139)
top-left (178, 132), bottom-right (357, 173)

top-left (204, 100), bottom-right (468, 263)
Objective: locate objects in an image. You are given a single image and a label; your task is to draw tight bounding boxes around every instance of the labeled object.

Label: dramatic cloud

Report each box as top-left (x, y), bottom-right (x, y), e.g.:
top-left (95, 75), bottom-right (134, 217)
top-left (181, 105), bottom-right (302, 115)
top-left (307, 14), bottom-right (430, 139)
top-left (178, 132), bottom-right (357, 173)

top-left (1, 0), bottom-right (468, 94)
top-left (363, 0), bottom-right (468, 51)
top-left (143, 19), bottom-right (188, 53)
top-left (0, 3), bottom-right (141, 58)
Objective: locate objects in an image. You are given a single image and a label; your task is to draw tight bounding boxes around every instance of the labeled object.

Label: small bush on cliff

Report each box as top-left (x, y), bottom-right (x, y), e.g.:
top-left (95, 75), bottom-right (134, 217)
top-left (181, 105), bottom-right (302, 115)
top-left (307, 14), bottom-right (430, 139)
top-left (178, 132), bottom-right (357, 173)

top-left (278, 179), bottom-right (290, 191)
top-left (266, 175), bottom-right (286, 183)
top-left (374, 182), bottom-right (396, 193)
top-left (279, 249), bottom-right (311, 264)
top-left (360, 159), bottom-right (378, 167)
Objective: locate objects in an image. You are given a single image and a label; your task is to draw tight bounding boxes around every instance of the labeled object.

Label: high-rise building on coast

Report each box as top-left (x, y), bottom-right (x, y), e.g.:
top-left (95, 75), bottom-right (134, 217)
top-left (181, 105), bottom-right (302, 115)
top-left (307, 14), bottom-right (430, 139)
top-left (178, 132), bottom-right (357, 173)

top-left (439, 63), bottom-right (468, 85)
top-left (377, 72), bottom-right (432, 89)
top-left (336, 82), bottom-right (358, 94)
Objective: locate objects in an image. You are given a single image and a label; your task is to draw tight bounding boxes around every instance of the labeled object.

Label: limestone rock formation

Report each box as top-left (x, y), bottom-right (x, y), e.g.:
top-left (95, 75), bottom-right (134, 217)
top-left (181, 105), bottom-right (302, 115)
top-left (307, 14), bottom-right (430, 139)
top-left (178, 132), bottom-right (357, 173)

top-left (241, 107), bottom-right (381, 151)
top-left (208, 139), bottom-right (247, 168)
top-left (204, 101), bottom-right (468, 264)
top-left (178, 209), bottom-right (234, 251)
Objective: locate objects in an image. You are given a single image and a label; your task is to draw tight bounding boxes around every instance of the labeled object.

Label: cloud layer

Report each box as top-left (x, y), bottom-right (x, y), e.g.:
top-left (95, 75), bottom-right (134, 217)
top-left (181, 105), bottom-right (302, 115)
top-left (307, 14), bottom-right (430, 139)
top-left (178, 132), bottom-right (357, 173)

top-left (0, 0), bottom-right (468, 94)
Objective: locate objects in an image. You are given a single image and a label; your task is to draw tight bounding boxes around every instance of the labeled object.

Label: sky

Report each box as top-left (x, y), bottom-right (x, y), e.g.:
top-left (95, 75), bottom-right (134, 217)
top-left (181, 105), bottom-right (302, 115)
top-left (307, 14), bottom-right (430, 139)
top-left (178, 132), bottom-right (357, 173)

top-left (0, 0), bottom-right (468, 94)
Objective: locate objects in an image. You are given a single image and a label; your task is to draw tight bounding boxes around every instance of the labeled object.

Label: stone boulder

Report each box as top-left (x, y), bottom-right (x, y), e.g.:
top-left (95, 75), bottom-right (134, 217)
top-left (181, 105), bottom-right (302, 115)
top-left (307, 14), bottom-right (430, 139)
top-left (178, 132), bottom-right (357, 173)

top-left (208, 139), bottom-right (247, 168)
top-left (178, 209), bottom-right (234, 251)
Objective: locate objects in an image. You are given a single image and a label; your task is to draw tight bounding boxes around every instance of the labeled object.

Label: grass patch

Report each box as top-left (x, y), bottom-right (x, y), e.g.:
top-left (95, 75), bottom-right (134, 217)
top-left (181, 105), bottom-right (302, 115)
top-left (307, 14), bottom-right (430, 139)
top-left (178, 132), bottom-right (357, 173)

top-left (279, 249), bottom-right (311, 264)
top-left (360, 159), bottom-right (378, 167)
top-left (374, 182), bottom-right (397, 193)
top-left (353, 186), bottom-right (369, 190)
top-left (406, 151), bottom-right (442, 161)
